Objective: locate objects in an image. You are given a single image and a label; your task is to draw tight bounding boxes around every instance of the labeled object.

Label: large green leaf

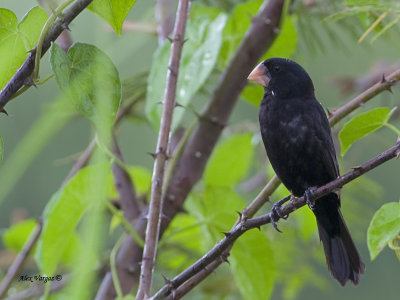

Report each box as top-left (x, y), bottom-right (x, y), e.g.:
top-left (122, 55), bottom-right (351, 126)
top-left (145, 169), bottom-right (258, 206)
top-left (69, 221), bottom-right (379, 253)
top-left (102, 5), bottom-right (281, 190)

top-left (50, 43), bottom-right (121, 141)
top-left (146, 5), bottom-right (227, 130)
top-left (35, 163), bottom-right (110, 275)
top-left (231, 230), bottom-right (275, 300)
top-left (158, 214), bottom-right (203, 271)
top-left (88, 0), bottom-right (137, 35)
top-left (204, 133), bottom-right (254, 187)
top-left (218, 0), bottom-right (263, 69)
top-left (339, 107), bottom-right (396, 156)
top-left (0, 7), bottom-right (47, 90)
top-left (186, 187), bottom-right (276, 299)
top-left (219, 1), bottom-right (297, 70)
top-left (367, 202), bottom-right (400, 260)
top-left (2, 219), bottom-right (37, 253)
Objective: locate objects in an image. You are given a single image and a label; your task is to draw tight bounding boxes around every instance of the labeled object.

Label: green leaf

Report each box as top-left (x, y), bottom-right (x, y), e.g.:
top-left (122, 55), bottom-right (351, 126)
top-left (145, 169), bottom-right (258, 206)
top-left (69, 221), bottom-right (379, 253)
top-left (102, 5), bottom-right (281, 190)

top-left (129, 166), bottom-right (152, 195)
top-left (231, 230), bottom-right (276, 300)
top-left (159, 214), bottom-right (203, 270)
top-left (204, 134), bottom-right (254, 187)
top-left (218, 0), bottom-right (263, 69)
top-left (88, 0), bottom-right (137, 35)
top-left (339, 107), bottom-right (396, 156)
top-left (0, 7), bottom-right (47, 90)
top-left (50, 43), bottom-right (121, 141)
top-left (241, 14), bottom-right (297, 106)
top-left (35, 163), bottom-right (111, 275)
top-left (2, 219), bottom-right (37, 252)
top-left (367, 202), bottom-right (400, 260)
top-left (146, 5), bottom-right (227, 130)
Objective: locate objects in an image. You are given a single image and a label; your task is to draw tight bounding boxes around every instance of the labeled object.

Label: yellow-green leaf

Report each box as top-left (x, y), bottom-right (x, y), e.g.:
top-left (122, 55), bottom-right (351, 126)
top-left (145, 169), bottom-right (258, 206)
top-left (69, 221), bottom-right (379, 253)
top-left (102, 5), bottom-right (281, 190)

top-left (339, 107), bottom-right (396, 156)
top-left (146, 5), bottom-right (227, 130)
top-left (367, 202), bottom-right (400, 260)
top-left (88, 0), bottom-right (137, 35)
top-left (0, 7), bottom-right (47, 90)
top-left (204, 134), bottom-right (254, 187)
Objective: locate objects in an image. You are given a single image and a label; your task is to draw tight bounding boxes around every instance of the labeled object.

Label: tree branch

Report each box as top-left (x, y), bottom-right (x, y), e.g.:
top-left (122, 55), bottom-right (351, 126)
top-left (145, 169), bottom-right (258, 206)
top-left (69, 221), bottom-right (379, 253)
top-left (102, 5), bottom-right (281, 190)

top-left (0, 221), bottom-right (43, 298)
top-left (136, 1), bottom-right (191, 299)
top-left (0, 0), bottom-right (94, 110)
top-left (112, 138), bottom-right (141, 221)
top-left (152, 141), bottom-right (400, 300)
top-left (329, 68), bottom-right (400, 127)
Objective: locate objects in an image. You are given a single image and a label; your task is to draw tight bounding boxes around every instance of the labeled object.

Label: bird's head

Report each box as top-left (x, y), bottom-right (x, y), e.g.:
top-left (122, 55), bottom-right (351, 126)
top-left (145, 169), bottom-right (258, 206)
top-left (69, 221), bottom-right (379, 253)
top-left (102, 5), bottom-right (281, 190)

top-left (247, 58), bottom-right (315, 99)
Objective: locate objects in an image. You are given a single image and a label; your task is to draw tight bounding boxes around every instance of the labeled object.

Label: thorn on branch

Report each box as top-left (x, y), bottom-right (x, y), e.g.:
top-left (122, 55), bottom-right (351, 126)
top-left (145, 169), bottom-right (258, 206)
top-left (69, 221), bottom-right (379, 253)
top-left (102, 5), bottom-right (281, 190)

top-left (168, 65), bottom-right (178, 77)
top-left (220, 253), bottom-right (230, 264)
top-left (61, 23), bottom-right (71, 31)
top-left (174, 101), bottom-right (183, 108)
top-left (162, 274), bottom-right (173, 286)
top-left (381, 74), bottom-right (387, 83)
top-left (0, 108), bottom-right (8, 115)
top-left (148, 152), bottom-right (158, 159)
top-left (23, 77), bottom-right (36, 87)
top-left (183, 38), bottom-right (189, 44)
top-left (222, 231), bottom-right (231, 238)
top-left (167, 36), bottom-right (173, 43)
top-left (386, 85), bottom-right (393, 94)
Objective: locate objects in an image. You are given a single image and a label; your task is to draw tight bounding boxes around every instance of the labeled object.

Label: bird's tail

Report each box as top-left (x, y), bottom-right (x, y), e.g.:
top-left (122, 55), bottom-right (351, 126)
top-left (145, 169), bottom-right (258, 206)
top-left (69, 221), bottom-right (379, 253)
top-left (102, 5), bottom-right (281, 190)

top-left (313, 193), bottom-right (365, 286)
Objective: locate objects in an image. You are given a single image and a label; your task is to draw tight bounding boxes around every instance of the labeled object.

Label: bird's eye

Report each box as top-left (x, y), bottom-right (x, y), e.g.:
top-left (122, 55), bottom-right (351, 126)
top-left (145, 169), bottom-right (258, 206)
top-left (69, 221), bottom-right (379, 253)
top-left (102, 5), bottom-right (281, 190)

top-left (273, 65), bottom-right (280, 72)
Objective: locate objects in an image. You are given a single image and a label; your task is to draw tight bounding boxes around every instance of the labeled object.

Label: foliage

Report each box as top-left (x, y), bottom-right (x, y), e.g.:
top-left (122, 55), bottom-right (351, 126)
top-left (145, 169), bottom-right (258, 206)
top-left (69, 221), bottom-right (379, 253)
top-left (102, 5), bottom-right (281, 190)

top-left (339, 107), bottom-right (398, 156)
top-left (0, 7), bottom-right (47, 90)
top-left (88, 0), bottom-right (137, 35)
top-left (367, 202), bottom-right (400, 260)
top-left (51, 42), bottom-right (121, 142)
top-left (146, 4), bottom-right (227, 130)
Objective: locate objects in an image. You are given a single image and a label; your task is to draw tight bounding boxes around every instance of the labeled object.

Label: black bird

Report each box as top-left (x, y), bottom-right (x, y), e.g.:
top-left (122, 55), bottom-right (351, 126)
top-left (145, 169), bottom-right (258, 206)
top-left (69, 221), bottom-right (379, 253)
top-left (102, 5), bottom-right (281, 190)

top-left (248, 58), bottom-right (365, 286)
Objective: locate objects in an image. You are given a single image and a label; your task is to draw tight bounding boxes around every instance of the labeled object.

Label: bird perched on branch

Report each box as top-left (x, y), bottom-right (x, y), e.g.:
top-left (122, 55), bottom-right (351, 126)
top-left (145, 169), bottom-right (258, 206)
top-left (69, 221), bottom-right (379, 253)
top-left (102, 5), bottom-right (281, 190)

top-left (247, 58), bottom-right (365, 286)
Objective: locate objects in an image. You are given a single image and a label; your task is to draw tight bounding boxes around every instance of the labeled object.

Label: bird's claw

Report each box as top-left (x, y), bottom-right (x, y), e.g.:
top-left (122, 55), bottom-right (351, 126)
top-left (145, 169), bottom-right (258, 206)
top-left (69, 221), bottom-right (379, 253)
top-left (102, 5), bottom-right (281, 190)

top-left (305, 187), bottom-right (317, 210)
top-left (269, 195), bottom-right (291, 233)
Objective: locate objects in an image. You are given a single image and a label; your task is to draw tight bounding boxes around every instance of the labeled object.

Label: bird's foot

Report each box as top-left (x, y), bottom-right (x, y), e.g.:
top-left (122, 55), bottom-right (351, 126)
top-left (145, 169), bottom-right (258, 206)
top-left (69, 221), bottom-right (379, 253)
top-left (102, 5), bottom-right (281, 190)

top-left (305, 187), bottom-right (317, 210)
top-left (270, 195), bottom-right (291, 232)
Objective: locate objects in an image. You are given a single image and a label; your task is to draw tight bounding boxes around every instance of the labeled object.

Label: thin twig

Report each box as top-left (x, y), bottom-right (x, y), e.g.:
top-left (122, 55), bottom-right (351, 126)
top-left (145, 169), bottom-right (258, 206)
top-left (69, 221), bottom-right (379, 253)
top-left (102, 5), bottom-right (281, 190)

top-left (152, 141), bottom-right (400, 300)
top-left (136, 1), bottom-right (191, 299)
top-left (329, 67), bottom-right (400, 127)
top-left (0, 0), bottom-right (94, 110)
top-left (112, 138), bottom-right (141, 222)
top-left (0, 221), bottom-right (43, 298)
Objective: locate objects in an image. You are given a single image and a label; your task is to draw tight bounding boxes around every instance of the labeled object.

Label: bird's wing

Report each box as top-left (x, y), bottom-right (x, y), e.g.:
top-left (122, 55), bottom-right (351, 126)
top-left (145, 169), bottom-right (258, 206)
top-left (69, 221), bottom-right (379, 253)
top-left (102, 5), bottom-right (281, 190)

top-left (311, 100), bottom-right (340, 179)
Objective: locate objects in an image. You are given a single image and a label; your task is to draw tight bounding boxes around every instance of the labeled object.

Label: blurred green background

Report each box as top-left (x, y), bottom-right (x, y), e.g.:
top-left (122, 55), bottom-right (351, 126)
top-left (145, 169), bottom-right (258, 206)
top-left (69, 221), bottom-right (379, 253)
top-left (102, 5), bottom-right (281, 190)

top-left (0, 0), bottom-right (399, 299)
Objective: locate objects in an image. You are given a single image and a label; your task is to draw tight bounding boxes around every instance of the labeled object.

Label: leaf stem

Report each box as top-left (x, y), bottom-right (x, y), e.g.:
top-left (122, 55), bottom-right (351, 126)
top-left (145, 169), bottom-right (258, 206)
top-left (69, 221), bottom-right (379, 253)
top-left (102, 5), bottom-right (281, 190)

top-left (34, 0), bottom-right (75, 80)
top-left (110, 235), bottom-right (126, 298)
top-left (384, 122), bottom-right (400, 137)
top-left (105, 201), bottom-right (144, 248)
